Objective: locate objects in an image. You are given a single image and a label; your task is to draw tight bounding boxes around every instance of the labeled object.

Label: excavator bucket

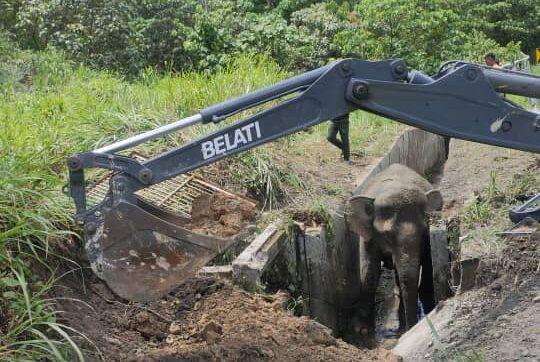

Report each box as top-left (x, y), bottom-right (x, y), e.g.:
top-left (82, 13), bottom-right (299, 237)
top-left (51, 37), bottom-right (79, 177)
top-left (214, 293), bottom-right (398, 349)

top-left (86, 199), bottom-right (236, 301)
top-left (84, 160), bottom-right (248, 301)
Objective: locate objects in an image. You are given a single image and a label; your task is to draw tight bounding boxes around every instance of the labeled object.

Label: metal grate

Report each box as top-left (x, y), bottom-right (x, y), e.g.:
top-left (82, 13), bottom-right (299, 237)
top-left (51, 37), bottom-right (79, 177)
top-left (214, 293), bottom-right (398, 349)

top-left (86, 152), bottom-right (255, 219)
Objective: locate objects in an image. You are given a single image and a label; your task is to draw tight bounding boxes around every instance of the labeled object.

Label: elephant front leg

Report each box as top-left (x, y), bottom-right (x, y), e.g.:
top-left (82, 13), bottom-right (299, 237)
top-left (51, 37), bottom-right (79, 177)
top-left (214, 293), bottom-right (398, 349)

top-left (394, 254), bottom-right (420, 330)
top-left (357, 240), bottom-right (381, 334)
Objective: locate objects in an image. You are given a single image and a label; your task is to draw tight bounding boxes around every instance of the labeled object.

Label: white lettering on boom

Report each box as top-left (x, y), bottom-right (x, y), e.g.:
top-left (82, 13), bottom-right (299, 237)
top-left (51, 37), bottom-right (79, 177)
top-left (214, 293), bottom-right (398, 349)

top-left (201, 121), bottom-right (263, 160)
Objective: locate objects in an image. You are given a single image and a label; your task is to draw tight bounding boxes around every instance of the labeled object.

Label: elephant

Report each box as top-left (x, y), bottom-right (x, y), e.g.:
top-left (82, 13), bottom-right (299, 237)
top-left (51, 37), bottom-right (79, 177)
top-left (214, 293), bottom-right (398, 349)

top-left (346, 163), bottom-right (442, 333)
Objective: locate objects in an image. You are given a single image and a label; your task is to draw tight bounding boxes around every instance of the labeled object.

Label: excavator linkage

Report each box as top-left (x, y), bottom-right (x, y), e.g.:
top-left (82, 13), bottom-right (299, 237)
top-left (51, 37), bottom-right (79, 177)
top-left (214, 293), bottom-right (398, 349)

top-left (68, 58), bottom-right (540, 301)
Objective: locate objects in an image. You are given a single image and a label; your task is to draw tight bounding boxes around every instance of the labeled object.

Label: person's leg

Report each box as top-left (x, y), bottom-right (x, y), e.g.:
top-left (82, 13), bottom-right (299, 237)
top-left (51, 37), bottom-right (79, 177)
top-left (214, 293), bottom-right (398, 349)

top-left (338, 119), bottom-right (350, 161)
top-left (327, 121), bottom-right (342, 149)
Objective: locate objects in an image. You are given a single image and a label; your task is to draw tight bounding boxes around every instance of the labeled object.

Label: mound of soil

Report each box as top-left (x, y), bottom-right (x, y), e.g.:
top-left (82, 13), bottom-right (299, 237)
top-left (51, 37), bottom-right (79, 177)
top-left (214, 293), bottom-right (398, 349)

top-left (53, 274), bottom-right (398, 361)
top-left (187, 193), bottom-right (257, 237)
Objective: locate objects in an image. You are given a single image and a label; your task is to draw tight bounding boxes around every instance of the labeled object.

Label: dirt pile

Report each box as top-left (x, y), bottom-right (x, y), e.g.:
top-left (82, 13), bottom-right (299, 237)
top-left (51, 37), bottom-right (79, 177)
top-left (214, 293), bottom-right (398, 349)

top-left (54, 275), bottom-right (399, 361)
top-left (476, 226), bottom-right (539, 288)
top-left (187, 193), bottom-right (257, 237)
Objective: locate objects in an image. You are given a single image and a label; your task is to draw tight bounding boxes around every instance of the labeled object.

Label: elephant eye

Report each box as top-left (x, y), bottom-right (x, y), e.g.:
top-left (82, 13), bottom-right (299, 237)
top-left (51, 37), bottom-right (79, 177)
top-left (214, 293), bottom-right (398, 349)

top-left (364, 203), bottom-right (374, 216)
top-left (376, 206), bottom-right (394, 218)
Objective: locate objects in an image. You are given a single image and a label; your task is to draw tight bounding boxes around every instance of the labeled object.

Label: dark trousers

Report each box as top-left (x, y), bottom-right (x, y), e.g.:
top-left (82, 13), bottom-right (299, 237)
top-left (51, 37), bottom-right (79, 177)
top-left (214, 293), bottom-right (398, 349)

top-left (327, 115), bottom-right (350, 161)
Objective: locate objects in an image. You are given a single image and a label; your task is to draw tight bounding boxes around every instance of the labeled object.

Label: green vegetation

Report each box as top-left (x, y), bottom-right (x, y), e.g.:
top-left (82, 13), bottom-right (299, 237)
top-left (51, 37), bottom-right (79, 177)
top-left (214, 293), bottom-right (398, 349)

top-left (461, 167), bottom-right (539, 258)
top-left (0, 0), bottom-right (533, 74)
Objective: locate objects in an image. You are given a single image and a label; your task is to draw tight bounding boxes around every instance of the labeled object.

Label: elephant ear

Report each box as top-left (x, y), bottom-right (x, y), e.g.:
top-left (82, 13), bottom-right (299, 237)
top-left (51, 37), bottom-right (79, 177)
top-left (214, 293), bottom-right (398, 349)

top-left (425, 189), bottom-right (443, 211)
top-left (347, 195), bottom-right (375, 240)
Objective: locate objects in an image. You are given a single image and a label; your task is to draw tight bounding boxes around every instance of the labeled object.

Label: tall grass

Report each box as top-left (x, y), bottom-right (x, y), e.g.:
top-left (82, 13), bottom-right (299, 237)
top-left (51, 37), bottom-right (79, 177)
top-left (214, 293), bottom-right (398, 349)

top-left (0, 34), bottom-right (398, 359)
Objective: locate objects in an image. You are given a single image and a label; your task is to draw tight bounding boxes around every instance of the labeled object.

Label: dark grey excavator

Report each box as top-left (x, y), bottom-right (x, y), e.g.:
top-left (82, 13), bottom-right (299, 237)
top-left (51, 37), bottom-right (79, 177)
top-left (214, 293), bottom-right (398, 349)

top-left (67, 58), bottom-right (540, 301)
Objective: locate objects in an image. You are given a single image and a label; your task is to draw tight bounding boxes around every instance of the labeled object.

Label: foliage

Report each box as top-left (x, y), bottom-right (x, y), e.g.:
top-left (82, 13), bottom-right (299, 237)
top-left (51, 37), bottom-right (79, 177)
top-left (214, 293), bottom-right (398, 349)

top-left (235, 149), bottom-right (296, 210)
top-left (334, 0), bottom-right (522, 73)
top-left (0, 0), bottom-right (529, 75)
top-left (473, 0), bottom-right (540, 56)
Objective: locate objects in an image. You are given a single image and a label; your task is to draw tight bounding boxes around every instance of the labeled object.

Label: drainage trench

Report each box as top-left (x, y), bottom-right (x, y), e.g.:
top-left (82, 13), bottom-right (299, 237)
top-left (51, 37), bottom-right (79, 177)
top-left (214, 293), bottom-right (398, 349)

top-left (225, 129), bottom-right (455, 346)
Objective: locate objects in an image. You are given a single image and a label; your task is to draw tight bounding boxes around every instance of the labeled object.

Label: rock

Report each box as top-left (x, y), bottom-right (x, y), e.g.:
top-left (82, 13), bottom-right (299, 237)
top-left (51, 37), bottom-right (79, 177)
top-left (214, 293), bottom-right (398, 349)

top-left (533, 295), bottom-right (540, 303)
top-left (490, 282), bottom-right (502, 291)
top-left (104, 336), bottom-right (122, 346)
top-left (169, 321), bottom-right (182, 335)
top-left (262, 348), bottom-right (275, 358)
top-left (305, 320), bottom-right (337, 346)
top-left (134, 311), bottom-right (151, 323)
top-left (200, 321), bottom-right (223, 344)
top-left (491, 331), bottom-right (502, 339)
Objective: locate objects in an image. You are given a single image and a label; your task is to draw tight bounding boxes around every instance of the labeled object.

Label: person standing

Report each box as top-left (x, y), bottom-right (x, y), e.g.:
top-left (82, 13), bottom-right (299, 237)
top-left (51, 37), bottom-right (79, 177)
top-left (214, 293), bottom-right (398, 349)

top-left (327, 114), bottom-right (350, 162)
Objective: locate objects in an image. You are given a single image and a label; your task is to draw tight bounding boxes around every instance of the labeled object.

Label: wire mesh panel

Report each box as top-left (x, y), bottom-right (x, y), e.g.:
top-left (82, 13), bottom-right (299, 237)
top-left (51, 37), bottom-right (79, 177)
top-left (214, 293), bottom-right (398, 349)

top-left (86, 152), bottom-right (254, 218)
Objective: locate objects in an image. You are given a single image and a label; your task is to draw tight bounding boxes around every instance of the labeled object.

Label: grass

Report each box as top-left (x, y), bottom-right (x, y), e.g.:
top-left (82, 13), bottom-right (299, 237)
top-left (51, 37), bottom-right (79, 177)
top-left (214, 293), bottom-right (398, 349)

top-left (460, 166), bottom-right (539, 259)
top-left (0, 34), bottom-right (398, 359)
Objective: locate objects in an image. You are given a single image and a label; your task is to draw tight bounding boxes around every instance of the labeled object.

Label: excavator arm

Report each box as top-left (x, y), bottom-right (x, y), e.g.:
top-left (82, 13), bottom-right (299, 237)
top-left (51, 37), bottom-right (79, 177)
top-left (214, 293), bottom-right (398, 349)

top-left (67, 58), bottom-right (540, 301)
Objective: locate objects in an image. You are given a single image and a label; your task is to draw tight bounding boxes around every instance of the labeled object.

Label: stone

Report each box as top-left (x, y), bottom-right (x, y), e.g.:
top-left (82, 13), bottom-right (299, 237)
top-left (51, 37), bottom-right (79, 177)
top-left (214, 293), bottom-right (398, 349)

top-left (104, 336), bottom-right (122, 346)
top-left (169, 321), bottom-right (182, 335)
top-left (200, 321), bottom-right (223, 344)
top-left (305, 320), bottom-right (337, 346)
top-left (491, 331), bottom-right (502, 339)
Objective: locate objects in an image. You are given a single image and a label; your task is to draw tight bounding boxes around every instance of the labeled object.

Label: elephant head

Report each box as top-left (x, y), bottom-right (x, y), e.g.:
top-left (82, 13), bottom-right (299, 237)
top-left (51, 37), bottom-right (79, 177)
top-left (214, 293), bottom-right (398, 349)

top-left (347, 187), bottom-right (442, 242)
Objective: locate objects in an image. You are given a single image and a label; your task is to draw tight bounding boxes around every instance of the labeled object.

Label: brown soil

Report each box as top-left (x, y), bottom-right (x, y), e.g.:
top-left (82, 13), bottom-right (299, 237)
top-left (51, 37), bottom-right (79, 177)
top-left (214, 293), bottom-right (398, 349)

top-left (53, 271), bottom-right (398, 361)
top-left (186, 193), bottom-right (257, 237)
top-left (438, 139), bottom-right (536, 217)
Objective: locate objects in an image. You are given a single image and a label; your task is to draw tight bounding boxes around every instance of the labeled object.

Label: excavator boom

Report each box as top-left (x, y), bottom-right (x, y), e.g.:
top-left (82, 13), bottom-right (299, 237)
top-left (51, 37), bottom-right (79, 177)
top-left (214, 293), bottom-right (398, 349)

top-left (67, 58), bottom-right (540, 301)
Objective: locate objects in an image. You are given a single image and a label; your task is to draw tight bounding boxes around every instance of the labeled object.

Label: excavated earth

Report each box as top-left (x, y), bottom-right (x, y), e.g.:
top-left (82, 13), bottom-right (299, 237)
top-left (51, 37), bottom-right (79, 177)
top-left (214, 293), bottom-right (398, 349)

top-left (186, 193), bottom-right (257, 237)
top-left (53, 274), bottom-right (398, 361)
